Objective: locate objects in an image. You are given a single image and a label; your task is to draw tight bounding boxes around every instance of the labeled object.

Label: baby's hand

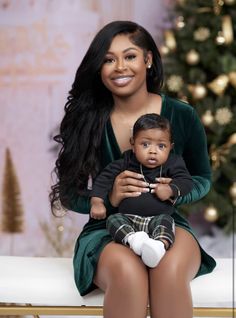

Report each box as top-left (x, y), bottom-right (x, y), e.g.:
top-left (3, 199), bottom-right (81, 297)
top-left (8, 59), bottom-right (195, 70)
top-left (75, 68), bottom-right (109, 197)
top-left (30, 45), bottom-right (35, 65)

top-left (90, 198), bottom-right (106, 219)
top-left (152, 184), bottom-right (173, 201)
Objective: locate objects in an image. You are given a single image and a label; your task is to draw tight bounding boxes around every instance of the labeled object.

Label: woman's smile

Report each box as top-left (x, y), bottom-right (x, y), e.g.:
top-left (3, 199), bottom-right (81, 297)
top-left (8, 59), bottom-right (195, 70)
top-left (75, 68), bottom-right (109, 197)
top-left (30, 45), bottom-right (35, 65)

top-left (112, 75), bottom-right (134, 86)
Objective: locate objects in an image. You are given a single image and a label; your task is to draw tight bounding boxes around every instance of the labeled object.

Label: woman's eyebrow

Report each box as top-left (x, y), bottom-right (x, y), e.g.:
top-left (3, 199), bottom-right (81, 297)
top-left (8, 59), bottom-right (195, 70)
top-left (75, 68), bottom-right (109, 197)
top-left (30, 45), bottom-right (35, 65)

top-left (106, 47), bottom-right (139, 55)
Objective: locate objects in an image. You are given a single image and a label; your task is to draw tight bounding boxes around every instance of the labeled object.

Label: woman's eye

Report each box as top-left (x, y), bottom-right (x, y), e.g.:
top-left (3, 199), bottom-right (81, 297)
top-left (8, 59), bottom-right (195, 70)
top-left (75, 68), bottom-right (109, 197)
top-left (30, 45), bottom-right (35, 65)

top-left (103, 57), bottom-right (115, 64)
top-left (125, 54), bottom-right (136, 61)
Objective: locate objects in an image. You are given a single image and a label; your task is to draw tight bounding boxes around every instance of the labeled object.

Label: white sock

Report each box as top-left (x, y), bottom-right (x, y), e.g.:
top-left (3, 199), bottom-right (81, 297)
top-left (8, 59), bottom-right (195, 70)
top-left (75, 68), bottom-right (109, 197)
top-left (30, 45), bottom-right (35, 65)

top-left (127, 231), bottom-right (149, 255)
top-left (141, 239), bottom-right (166, 268)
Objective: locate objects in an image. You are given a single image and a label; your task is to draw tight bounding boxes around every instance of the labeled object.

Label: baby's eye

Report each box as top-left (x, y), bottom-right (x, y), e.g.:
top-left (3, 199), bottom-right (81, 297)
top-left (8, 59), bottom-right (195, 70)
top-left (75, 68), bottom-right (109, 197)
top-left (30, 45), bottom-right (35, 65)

top-left (158, 143), bottom-right (166, 149)
top-left (125, 54), bottom-right (136, 61)
top-left (142, 142), bottom-right (150, 148)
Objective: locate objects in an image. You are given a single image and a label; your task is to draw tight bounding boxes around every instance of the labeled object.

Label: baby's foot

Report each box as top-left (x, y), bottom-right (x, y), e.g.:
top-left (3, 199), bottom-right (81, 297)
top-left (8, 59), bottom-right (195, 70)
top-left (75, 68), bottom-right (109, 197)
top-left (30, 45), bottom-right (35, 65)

top-left (127, 231), bottom-right (149, 255)
top-left (141, 239), bottom-right (166, 268)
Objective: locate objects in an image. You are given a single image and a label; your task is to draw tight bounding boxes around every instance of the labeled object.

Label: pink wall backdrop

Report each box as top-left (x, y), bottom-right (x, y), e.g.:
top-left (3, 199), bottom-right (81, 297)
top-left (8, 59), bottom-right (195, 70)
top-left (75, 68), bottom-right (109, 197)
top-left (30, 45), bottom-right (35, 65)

top-left (0, 0), bottom-right (171, 257)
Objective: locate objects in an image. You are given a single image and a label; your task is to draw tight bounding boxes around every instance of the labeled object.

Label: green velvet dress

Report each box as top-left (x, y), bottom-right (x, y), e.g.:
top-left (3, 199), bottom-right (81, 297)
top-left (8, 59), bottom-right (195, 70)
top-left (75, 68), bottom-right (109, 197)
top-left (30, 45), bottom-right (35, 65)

top-left (70, 94), bottom-right (216, 296)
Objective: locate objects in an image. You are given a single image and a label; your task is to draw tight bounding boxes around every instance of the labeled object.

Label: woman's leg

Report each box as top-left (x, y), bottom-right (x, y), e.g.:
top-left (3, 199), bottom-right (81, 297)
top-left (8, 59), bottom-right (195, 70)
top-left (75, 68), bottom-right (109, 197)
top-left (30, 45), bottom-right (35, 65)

top-left (94, 241), bottom-right (149, 318)
top-left (149, 227), bottom-right (201, 318)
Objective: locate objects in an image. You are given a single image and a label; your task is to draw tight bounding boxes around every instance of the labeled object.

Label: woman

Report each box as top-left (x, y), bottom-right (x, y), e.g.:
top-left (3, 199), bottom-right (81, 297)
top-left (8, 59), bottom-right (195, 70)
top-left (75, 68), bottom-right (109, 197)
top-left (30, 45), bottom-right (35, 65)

top-left (50, 21), bottom-right (216, 318)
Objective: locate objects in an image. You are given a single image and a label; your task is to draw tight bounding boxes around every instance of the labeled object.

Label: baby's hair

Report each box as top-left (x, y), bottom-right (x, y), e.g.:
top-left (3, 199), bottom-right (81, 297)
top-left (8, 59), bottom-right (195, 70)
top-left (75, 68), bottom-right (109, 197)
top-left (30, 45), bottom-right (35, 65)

top-left (133, 113), bottom-right (173, 142)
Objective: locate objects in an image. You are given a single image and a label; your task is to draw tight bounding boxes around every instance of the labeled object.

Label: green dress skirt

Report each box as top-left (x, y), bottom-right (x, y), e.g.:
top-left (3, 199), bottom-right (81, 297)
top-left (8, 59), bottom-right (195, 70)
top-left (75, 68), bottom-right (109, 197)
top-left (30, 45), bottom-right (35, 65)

top-left (70, 94), bottom-right (217, 296)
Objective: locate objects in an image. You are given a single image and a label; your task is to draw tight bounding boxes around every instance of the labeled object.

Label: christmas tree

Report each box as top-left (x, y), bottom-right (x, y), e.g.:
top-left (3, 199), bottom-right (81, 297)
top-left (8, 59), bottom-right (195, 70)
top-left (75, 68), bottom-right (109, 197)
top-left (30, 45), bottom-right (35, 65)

top-left (1, 148), bottom-right (24, 250)
top-left (161, 0), bottom-right (236, 233)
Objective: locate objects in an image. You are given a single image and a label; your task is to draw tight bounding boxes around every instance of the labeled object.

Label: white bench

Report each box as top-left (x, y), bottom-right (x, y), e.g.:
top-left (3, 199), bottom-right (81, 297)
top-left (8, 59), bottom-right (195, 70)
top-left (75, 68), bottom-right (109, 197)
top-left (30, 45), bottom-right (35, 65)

top-left (0, 256), bottom-right (234, 317)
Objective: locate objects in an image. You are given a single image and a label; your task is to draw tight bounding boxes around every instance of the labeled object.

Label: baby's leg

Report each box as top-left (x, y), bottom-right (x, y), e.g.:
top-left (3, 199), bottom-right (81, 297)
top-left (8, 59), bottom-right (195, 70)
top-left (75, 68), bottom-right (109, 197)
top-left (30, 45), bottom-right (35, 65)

top-left (106, 213), bottom-right (135, 243)
top-left (141, 214), bottom-right (175, 268)
top-left (106, 213), bottom-right (149, 255)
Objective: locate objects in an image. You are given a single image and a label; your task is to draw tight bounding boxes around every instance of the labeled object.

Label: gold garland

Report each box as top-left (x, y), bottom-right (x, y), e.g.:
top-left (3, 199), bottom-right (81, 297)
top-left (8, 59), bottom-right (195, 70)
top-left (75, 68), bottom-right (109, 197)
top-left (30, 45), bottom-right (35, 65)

top-left (222, 15), bottom-right (234, 44)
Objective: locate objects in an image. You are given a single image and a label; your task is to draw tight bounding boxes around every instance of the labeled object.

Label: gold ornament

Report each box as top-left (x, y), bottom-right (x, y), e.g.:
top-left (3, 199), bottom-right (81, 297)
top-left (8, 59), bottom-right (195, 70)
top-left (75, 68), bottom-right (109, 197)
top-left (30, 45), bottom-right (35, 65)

top-left (159, 45), bottom-right (170, 56)
top-left (225, 0), bottom-right (235, 4)
top-left (222, 15), bottom-right (234, 45)
top-left (227, 133), bottom-right (236, 145)
top-left (204, 206), bottom-right (218, 222)
top-left (208, 74), bottom-right (229, 95)
top-left (194, 27), bottom-right (210, 42)
top-left (202, 110), bottom-right (214, 126)
top-left (213, 0), bottom-right (224, 15)
top-left (164, 30), bottom-right (176, 51)
top-left (188, 84), bottom-right (207, 100)
top-left (210, 143), bottom-right (229, 169)
top-left (216, 31), bottom-right (225, 45)
top-left (166, 75), bottom-right (183, 92)
top-left (228, 72), bottom-right (236, 89)
top-left (229, 182), bottom-right (236, 199)
top-left (176, 16), bottom-right (185, 29)
top-left (215, 107), bottom-right (233, 125)
top-left (186, 49), bottom-right (200, 65)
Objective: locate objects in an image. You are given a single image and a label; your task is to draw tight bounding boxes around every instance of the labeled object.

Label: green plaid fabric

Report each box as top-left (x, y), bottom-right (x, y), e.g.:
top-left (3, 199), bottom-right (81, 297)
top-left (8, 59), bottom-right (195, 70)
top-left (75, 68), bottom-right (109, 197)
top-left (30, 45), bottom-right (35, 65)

top-left (106, 213), bottom-right (175, 249)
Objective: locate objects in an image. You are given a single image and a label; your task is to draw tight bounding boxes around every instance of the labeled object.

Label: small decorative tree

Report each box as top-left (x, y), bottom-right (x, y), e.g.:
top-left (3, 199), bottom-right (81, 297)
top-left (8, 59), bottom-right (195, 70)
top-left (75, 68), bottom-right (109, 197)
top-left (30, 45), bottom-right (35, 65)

top-left (1, 148), bottom-right (24, 253)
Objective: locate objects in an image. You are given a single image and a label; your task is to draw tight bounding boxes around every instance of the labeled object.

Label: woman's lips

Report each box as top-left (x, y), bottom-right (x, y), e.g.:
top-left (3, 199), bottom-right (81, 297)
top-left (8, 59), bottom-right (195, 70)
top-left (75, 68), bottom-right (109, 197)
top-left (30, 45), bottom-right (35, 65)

top-left (112, 76), bottom-right (133, 86)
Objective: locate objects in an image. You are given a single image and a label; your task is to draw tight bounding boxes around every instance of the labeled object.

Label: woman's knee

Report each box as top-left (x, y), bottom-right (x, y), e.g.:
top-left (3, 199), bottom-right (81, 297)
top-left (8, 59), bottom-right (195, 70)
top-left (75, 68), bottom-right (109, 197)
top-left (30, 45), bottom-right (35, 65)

top-left (94, 242), bottom-right (148, 291)
top-left (149, 227), bottom-right (201, 285)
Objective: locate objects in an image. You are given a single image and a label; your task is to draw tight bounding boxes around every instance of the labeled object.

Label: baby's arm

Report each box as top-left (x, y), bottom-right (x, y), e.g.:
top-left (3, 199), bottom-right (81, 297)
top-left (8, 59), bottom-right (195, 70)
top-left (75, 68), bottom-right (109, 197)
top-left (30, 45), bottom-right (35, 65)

top-left (152, 155), bottom-right (194, 203)
top-left (90, 197), bottom-right (107, 219)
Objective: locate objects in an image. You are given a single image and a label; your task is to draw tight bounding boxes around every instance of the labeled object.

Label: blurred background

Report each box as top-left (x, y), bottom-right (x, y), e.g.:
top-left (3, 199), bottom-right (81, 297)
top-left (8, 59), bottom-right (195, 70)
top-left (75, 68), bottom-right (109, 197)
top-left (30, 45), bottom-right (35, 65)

top-left (0, 0), bottom-right (235, 261)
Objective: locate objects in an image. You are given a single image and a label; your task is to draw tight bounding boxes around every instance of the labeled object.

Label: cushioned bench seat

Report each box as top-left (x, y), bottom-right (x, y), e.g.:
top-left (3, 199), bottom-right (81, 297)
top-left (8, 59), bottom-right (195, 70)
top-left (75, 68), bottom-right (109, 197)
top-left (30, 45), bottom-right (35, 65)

top-left (0, 256), bottom-right (234, 317)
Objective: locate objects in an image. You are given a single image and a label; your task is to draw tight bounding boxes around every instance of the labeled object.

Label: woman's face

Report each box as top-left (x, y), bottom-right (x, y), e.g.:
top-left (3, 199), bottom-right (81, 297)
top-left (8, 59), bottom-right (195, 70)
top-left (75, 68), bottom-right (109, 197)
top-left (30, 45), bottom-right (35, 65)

top-left (100, 34), bottom-right (152, 98)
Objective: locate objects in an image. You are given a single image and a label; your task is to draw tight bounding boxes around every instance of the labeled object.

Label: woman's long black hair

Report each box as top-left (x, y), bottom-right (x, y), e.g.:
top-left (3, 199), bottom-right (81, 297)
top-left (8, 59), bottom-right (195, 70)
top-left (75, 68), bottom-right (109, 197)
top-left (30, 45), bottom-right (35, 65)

top-left (50, 20), bottom-right (164, 212)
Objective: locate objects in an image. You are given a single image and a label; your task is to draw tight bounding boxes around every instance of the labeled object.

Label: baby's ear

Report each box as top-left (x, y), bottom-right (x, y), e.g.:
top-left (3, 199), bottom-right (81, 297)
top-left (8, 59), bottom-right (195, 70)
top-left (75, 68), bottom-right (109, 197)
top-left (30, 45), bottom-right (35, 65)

top-left (130, 137), bottom-right (135, 152)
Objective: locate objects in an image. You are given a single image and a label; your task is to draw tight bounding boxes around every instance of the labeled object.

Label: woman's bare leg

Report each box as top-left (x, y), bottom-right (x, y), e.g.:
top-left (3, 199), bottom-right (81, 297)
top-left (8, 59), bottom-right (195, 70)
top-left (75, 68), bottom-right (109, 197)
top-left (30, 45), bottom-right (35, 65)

top-left (94, 242), bottom-right (149, 318)
top-left (149, 227), bottom-right (201, 318)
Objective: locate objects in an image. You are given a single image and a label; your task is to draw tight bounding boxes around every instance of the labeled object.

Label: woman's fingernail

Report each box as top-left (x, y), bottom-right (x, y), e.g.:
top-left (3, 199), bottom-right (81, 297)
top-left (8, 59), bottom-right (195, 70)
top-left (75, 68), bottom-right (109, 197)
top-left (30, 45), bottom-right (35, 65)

top-left (149, 183), bottom-right (157, 188)
top-left (143, 188), bottom-right (150, 192)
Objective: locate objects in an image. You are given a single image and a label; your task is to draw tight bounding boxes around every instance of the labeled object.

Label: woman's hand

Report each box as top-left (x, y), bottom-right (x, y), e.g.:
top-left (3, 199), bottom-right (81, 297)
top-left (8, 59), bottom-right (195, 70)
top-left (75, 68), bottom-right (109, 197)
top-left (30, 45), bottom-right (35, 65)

top-left (109, 170), bottom-right (149, 207)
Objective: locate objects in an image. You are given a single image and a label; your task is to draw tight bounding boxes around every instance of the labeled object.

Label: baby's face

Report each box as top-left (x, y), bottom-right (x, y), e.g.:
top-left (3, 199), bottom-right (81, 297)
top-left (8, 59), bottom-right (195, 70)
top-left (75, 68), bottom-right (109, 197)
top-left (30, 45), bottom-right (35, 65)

top-left (132, 128), bottom-right (173, 168)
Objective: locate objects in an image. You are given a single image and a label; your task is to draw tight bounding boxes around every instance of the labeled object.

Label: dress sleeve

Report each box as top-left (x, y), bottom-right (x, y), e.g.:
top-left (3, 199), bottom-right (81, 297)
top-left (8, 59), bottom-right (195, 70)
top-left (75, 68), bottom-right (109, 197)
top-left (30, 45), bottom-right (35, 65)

top-left (65, 159), bottom-right (123, 214)
top-left (90, 159), bottom-right (124, 200)
top-left (167, 155), bottom-right (194, 199)
top-left (176, 108), bottom-right (211, 205)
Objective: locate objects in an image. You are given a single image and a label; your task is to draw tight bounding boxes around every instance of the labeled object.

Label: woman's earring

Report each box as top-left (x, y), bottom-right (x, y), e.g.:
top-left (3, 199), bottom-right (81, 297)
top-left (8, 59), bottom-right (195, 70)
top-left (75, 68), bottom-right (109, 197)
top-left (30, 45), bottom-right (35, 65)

top-left (147, 64), bottom-right (151, 69)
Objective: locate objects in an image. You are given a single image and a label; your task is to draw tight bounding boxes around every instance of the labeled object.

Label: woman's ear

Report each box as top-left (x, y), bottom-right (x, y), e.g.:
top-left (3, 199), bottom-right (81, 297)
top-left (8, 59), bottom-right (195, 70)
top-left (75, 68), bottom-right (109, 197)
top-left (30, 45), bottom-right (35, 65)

top-left (171, 143), bottom-right (174, 149)
top-left (145, 51), bottom-right (153, 68)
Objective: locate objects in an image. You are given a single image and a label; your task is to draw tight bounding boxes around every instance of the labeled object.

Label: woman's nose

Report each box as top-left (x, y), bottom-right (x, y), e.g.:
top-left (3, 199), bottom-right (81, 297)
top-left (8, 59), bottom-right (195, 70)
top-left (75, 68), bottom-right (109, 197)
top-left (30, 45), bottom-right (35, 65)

top-left (116, 59), bottom-right (127, 71)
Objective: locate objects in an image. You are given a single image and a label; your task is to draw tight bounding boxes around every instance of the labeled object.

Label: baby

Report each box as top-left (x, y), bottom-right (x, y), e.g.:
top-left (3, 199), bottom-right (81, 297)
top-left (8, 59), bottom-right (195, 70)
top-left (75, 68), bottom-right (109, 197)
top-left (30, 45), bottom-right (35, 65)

top-left (90, 113), bottom-right (193, 267)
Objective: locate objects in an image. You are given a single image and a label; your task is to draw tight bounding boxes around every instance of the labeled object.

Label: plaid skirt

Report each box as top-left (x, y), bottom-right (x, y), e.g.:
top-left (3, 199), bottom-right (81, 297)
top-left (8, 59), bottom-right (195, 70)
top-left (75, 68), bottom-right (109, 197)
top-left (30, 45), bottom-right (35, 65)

top-left (106, 213), bottom-right (175, 248)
